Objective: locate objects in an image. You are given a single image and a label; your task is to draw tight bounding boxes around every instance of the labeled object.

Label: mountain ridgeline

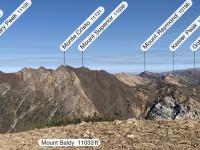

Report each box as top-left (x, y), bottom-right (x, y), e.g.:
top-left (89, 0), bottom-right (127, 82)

top-left (0, 66), bottom-right (200, 133)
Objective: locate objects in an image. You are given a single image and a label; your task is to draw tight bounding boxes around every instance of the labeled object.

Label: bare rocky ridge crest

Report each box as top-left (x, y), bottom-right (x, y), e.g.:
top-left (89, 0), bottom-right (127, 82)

top-left (0, 66), bottom-right (200, 133)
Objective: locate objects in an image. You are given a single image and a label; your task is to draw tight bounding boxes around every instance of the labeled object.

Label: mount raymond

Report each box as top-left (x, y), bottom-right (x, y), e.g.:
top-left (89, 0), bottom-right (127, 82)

top-left (0, 66), bottom-right (200, 133)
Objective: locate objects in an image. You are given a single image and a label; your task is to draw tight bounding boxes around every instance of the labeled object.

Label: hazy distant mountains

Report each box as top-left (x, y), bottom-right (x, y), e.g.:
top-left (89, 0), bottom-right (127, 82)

top-left (0, 66), bottom-right (200, 133)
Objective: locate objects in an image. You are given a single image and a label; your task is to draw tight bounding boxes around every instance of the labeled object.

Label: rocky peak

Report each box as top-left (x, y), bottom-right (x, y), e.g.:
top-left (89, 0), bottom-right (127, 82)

top-left (139, 71), bottom-right (161, 80)
top-left (0, 66), bottom-right (200, 134)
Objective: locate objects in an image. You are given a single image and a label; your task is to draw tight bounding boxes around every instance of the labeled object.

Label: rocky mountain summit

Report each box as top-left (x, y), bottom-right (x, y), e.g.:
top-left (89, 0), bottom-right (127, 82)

top-left (0, 66), bottom-right (200, 133)
top-left (0, 119), bottom-right (200, 150)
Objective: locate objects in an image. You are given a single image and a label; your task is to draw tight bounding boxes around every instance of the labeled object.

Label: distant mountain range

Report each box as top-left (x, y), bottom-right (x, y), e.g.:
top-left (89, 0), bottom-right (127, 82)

top-left (0, 66), bottom-right (200, 133)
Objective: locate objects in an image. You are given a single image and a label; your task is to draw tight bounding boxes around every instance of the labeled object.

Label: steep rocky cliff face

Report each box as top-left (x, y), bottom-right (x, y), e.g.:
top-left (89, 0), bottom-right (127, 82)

top-left (117, 71), bottom-right (200, 120)
top-left (0, 66), bottom-right (200, 133)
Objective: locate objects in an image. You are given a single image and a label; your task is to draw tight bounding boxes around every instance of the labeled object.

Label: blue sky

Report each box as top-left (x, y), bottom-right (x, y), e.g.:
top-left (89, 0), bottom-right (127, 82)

top-left (0, 0), bottom-right (199, 73)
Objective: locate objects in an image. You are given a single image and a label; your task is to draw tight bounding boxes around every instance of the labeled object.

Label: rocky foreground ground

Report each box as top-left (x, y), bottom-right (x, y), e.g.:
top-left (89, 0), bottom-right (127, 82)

top-left (0, 119), bottom-right (200, 150)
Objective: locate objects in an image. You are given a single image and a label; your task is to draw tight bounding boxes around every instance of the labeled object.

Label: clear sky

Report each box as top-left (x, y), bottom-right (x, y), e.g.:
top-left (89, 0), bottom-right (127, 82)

top-left (0, 0), bottom-right (199, 73)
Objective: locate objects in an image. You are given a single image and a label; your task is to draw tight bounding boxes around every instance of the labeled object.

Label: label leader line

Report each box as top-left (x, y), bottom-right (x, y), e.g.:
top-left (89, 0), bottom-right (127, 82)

top-left (170, 16), bottom-right (200, 71)
top-left (0, 0), bottom-right (32, 37)
top-left (141, 0), bottom-right (192, 52)
top-left (78, 1), bottom-right (128, 68)
top-left (190, 36), bottom-right (200, 69)
top-left (60, 7), bottom-right (105, 66)
top-left (170, 16), bottom-right (200, 51)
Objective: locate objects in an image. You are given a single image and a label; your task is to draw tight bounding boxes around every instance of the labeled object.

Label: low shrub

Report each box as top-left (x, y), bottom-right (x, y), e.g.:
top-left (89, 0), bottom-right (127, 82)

top-left (36, 113), bottom-right (119, 129)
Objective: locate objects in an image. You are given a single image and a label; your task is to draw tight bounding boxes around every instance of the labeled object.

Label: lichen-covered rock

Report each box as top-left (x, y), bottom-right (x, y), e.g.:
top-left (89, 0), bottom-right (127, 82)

top-left (145, 97), bottom-right (181, 120)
